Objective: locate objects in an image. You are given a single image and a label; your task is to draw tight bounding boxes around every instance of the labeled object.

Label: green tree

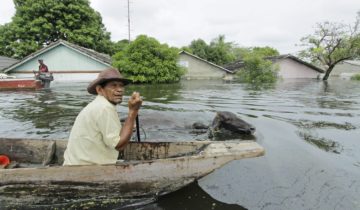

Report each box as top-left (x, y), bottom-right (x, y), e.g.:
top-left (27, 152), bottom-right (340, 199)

top-left (188, 39), bottom-right (209, 59)
top-left (0, 24), bottom-right (14, 56)
top-left (207, 35), bottom-right (236, 65)
top-left (232, 46), bottom-right (279, 60)
top-left (180, 46), bottom-right (192, 53)
top-left (251, 46), bottom-right (279, 57)
top-left (230, 46), bottom-right (279, 62)
top-left (232, 47), bottom-right (252, 60)
top-left (0, 0), bottom-right (113, 58)
top-left (236, 54), bottom-right (279, 84)
top-left (299, 12), bottom-right (360, 80)
top-left (187, 35), bottom-right (238, 65)
top-left (111, 39), bottom-right (130, 55)
top-left (186, 35), bottom-right (280, 67)
top-left (112, 35), bottom-right (185, 83)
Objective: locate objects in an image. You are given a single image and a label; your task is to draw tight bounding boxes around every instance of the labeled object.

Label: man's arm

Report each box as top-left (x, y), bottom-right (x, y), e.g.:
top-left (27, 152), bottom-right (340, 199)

top-left (115, 92), bottom-right (142, 151)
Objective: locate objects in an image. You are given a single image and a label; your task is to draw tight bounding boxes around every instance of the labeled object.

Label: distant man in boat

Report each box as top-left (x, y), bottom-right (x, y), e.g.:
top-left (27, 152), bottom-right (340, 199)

top-left (38, 59), bottom-right (49, 73)
top-left (63, 68), bottom-right (142, 165)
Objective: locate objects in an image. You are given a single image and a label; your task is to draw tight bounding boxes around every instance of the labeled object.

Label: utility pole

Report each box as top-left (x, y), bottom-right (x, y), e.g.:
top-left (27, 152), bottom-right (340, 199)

top-left (127, 0), bottom-right (131, 44)
top-left (127, 0), bottom-right (139, 140)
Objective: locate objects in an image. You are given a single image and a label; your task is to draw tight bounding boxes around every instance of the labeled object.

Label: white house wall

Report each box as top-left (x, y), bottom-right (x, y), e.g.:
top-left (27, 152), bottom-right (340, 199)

top-left (331, 61), bottom-right (360, 77)
top-left (53, 73), bottom-right (99, 81)
top-left (277, 59), bottom-right (321, 79)
top-left (179, 54), bottom-right (227, 79)
top-left (11, 73), bottom-right (98, 82)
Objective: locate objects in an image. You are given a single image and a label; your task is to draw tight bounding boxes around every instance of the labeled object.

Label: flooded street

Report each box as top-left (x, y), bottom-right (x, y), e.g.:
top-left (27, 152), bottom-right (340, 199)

top-left (0, 79), bottom-right (359, 210)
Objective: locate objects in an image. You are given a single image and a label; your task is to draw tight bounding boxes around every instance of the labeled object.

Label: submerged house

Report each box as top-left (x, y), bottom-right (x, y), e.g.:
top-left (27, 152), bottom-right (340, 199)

top-left (3, 40), bottom-right (112, 82)
top-left (178, 51), bottom-right (234, 80)
top-left (331, 60), bottom-right (360, 78)
top-left (225, 54), bottom-right (324, 79)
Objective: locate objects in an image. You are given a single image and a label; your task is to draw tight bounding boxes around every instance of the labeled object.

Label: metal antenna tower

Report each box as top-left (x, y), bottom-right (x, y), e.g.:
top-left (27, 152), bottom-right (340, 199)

top-left (127, 0), bottom-right (131, 43)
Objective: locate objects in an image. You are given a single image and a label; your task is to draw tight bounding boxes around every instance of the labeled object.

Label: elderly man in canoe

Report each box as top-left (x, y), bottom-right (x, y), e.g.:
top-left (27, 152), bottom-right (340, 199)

top-left (63, 68), bottom-right (142, 165)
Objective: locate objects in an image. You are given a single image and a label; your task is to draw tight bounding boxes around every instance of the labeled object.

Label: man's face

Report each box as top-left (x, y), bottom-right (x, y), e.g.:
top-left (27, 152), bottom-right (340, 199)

top-left (98, 80), bottom-right (124, 105)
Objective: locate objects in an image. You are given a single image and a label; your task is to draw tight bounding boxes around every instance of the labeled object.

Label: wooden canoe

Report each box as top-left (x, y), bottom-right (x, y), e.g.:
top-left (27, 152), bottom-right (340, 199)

top-left (0, 78), bottom-right (44, 90)
top-left (0, 137), bottom-right (264, 209)
top-left (0, 73), bottom-right (54, 90)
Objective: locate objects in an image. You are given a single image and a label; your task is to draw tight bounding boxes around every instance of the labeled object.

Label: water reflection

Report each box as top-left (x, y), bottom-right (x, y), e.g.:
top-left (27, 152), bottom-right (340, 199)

top-left (316, 80), bottom-right (359, 110)
top-left (126, 83), bottom-right (182, 103)
top-left (131, 182), bottom-right (246, 210)
top-left (242, 82), bottom-right (276, 91)
top-left (263, 114), bottom-right (351, 153)
top-left (11, 90), bottom-right (64, 128)
top-left (1, 79), bottom-right (360, 209)
top-left (316, 97), bottom-right (358, 110)
top-left (1, 87), bottom-right (92, 138)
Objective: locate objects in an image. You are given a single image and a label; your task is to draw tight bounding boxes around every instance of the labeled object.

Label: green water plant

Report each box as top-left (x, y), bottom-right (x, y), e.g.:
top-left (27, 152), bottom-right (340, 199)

top-left (297, 131), bottom-right (342, 154)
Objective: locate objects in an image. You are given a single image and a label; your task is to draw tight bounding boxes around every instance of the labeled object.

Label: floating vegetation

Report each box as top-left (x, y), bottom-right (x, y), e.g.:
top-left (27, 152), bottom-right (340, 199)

top-left (263, 115), bottom-right (356, 130)
top-left (334, 113), bottom-right (354, 117)
top-left (1, 196), bottom-right (153, 210)
top-left (350, 74), bottom-right (360, 81)
top-left (297, 131), bottom-right (342, 154)
top-left (304, 111), bottom-right (332, 116)
top-left (294, 120), bottom-right (356, 130)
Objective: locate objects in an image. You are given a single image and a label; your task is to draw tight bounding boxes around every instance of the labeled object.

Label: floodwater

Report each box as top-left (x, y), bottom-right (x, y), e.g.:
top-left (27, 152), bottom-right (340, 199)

top-left (0, 78), bottom-right (359, 210)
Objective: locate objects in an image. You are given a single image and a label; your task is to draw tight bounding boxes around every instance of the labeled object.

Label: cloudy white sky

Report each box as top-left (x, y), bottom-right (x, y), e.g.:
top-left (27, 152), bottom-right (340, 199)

top-left (1, 0), bottom-right (360, 54)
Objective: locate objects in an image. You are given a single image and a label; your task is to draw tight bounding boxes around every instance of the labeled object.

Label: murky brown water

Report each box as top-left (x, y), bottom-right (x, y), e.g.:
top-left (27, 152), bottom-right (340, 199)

top-left (0, 78), bottom-right (359, 210)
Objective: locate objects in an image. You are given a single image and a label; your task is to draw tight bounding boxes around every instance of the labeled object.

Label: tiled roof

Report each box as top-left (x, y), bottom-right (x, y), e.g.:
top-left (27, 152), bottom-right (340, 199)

top-left (0, 56), bottom-right (18, 71)
top-left (59, 40), bottom-right (111, 65)
top-left (267, 54), bottom-right (324, 73)
top-left (179, 51), bottom-right (233, 74)
top-left (223, 60), bottom-right (245, 72)
top-left (4, 39), bottom-right (111, 73)
top-left (224, 54), bottom-right (325, 73)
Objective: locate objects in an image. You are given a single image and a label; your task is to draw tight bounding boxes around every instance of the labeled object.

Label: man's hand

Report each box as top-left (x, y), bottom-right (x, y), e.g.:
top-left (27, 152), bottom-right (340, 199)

top-left (128, 91), bottom-right (142, 112)
top-left (116, 92), bottom-right (142, 151)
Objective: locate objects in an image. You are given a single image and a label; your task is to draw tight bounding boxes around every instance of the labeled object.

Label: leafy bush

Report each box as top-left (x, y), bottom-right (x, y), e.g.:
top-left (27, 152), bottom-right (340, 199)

top-left (235, 55), bottom-right (279, 84)
top-left (112, 35), bottom-right (185, 83)
top-left (351, 74), bottom-right (360, 80)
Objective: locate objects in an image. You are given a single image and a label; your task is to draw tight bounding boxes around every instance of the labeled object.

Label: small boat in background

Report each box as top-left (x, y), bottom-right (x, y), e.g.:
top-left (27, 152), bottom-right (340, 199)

top-left (0, 72), bottom-right (53, 90)
top-left (0, 137), bottom-right (264, 209)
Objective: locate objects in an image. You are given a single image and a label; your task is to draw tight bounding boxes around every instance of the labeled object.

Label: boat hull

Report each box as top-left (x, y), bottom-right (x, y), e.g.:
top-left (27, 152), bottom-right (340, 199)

top-left (0, 79), bottom-right (43, 90)
top-left (0, 138), bottom-right (265, 208)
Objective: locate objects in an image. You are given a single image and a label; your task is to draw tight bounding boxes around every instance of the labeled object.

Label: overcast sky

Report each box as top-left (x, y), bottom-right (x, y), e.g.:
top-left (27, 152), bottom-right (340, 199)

top-left (1, 0), bottom-right (360, 54)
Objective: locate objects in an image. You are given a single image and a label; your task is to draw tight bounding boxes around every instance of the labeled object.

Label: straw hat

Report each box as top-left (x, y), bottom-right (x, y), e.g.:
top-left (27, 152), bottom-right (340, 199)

top-left (87, 68), bottom-right (131, 95)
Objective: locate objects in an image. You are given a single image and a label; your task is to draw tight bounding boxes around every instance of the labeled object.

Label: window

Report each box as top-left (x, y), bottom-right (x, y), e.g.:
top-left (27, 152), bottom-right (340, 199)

top-left (178, 60), bottom-right (189, 68)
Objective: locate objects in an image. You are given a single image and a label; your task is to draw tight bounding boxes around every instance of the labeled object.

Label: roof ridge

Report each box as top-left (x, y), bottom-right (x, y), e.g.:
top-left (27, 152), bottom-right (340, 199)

top-left (179, 51), bottom-right (233, 73)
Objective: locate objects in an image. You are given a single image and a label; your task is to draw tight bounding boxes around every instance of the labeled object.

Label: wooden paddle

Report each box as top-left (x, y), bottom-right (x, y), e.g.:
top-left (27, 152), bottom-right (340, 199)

top-left (136, 115), bottom-right (141, 142)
